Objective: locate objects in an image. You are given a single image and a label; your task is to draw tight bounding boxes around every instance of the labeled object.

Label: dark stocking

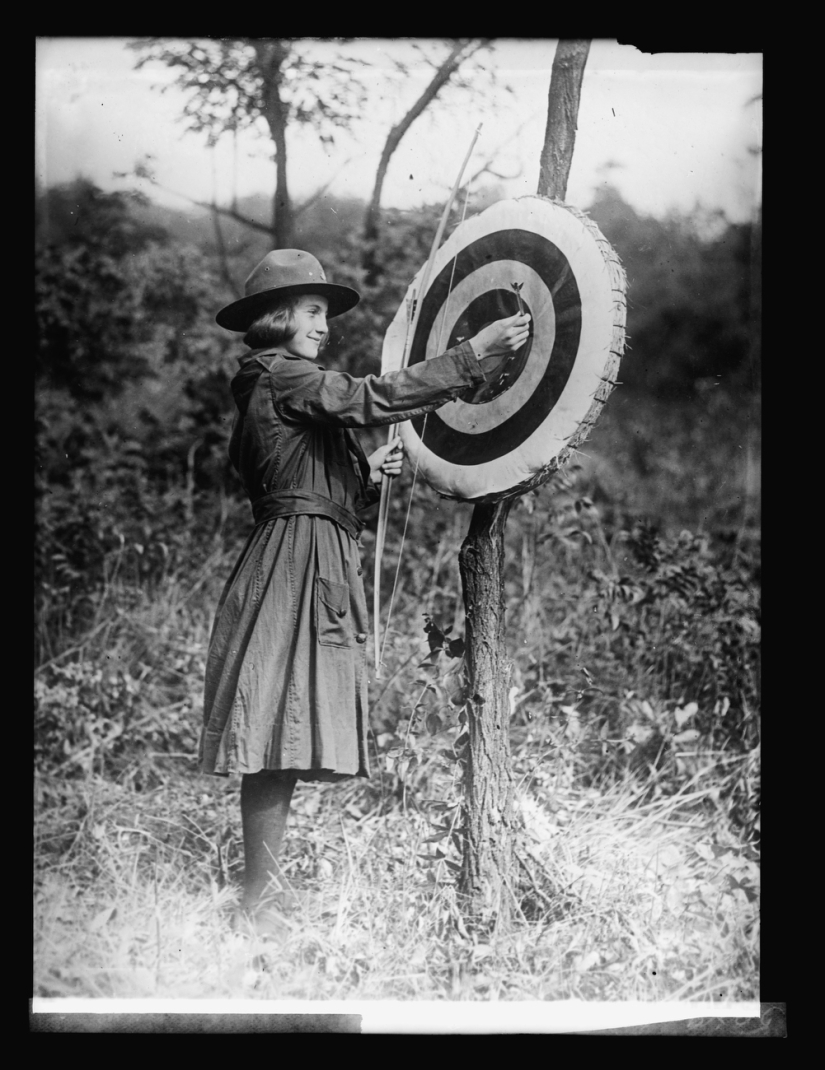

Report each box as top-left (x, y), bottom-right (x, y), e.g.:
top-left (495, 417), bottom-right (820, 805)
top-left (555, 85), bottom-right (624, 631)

top-left (240, 771), bottom-right (297, 913)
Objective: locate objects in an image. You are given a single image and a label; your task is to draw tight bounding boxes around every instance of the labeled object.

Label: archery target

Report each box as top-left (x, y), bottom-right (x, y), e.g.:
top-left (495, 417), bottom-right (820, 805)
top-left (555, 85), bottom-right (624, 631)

top-left (381, 196), bottom-right (626, 502)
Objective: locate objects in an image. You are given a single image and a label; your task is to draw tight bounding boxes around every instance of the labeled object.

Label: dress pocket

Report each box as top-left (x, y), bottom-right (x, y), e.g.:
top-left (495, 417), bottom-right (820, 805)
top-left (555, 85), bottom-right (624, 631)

top-left (315, 576), bottom-right (351, 648)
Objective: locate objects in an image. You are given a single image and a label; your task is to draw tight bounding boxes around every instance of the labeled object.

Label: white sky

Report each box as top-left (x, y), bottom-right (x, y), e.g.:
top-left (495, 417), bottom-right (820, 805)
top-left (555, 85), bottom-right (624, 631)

top-left (35, 38), bottom-right (762, 224)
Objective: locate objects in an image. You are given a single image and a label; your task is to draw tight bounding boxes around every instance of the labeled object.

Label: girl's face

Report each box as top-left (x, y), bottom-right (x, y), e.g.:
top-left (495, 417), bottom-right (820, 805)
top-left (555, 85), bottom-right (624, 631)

top-left (284, 294), bottom-right (329, 359)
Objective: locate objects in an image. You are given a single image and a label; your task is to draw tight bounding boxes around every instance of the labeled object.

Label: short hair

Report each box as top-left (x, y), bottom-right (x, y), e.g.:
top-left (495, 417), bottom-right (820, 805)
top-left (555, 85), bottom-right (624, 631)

top-left (243, 298), bottom-right (298, 349)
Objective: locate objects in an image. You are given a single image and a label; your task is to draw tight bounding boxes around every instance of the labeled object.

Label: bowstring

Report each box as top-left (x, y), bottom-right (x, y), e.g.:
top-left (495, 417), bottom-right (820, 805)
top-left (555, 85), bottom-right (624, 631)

top-left (379, 182), bottom-right (474, 669)
top-left (373, 288), bottom-right (417, 672)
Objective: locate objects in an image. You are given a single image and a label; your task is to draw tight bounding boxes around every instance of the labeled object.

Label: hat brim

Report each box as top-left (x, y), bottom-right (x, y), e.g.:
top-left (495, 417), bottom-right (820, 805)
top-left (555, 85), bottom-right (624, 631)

top-left (216, 282), bottom-right (360, 331)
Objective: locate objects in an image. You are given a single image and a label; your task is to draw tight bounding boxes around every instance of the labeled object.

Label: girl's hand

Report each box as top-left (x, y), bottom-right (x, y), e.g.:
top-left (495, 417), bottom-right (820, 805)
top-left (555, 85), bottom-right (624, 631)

top-left (469, 312), bottom-right (531, 359)
top-left (368, 441), bottom-right (405, 485)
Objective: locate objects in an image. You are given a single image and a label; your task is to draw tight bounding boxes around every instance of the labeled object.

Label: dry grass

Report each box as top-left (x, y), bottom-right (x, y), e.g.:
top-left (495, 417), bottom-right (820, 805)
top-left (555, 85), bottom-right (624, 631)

top-left (34, 763), bottom-right (758, 1003)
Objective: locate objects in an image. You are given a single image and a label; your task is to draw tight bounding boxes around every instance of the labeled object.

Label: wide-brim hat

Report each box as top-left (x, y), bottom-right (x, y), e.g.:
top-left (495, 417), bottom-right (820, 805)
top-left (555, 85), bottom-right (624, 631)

top-left (216, 249), bottom-right (360, 331)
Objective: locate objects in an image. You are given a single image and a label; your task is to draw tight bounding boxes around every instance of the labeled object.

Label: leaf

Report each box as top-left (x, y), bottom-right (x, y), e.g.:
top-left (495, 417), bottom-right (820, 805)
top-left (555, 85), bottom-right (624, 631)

top-left (674, 702), bottom-right (699, 728)
top-left (423, 617), bottom-right (445, 652)
top-left (658, 844), bottom-right (683, 869)
top-left (88, 905), bottom-right (117, 931)
top-left (694, 842), bottom-right (714, 861)
top-left (574, 950), bottom-right (601, 973)
top-left (426, 712), bottom-right (443, 735)
top-left (726, 875), bottom-right (759, 903)
top-left (665, 885), bottom-right (684, 914)
top-left (673, 729), bottom-right (700, 744)
top-left (410, 945), bottom-right (428, 967)
top-left (447, 637), bottom-right (465, 658)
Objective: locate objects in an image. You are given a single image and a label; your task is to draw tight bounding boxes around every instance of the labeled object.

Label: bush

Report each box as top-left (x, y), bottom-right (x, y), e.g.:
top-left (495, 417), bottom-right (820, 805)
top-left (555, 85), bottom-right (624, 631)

top-left (35, 658), bottom-right (197, 782)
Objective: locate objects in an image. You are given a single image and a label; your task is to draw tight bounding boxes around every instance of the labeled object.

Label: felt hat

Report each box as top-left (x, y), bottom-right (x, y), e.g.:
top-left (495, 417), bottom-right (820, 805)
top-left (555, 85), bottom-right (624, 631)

top-left (215, 249), bottom-right (360, 331)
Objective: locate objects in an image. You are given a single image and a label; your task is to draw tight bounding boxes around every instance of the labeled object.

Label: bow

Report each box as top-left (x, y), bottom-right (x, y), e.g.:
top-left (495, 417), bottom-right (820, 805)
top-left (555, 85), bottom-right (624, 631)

top-left (373, 124), bottom-right (483, 675)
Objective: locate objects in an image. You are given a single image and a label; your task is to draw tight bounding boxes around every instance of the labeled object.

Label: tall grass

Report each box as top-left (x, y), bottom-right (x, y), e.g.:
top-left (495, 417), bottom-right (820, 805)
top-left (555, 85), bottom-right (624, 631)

top-left (34, 764), bottom-right (758, 1001)
top-left (34, 392), bottom-right (760, 1001)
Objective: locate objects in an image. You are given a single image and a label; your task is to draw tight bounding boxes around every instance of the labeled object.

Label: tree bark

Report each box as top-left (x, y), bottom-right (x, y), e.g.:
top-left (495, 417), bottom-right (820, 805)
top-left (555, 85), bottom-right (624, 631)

top-left (458, 499), bottom-right (516, 923)
top-left (253, 40), bottom-right (294, 248)
top-left (537, 40), bottom-right (591, 200)
top-left (362, 40), bottom-right (490, 285)
top-left (457, 38), bottom-right (591, 928)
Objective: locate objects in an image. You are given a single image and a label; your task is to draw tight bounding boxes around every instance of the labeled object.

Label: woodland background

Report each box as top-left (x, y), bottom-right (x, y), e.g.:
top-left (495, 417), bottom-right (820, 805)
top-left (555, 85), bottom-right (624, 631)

top-left (34, 39), bottom-right (761, 1004)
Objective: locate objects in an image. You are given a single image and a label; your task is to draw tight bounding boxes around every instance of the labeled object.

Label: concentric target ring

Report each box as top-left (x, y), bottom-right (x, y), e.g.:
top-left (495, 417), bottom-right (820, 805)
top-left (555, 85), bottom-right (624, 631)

top-left (381, 196), bottom-right (627, 502)
top-left (422, 260), bottom-right (555, 434)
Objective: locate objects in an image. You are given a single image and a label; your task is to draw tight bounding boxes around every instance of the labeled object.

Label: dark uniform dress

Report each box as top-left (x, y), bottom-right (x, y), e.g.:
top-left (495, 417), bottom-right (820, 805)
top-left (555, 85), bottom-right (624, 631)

top-left (199, 341), bottom-right (490, 780)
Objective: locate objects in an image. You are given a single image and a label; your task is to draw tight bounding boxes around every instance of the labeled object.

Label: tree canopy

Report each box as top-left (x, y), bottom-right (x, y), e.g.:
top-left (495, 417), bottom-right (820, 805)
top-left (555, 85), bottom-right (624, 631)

top-left (129, 36), bottom-right (497, 258)
top-left (131, 37), bottom-right (371, 247)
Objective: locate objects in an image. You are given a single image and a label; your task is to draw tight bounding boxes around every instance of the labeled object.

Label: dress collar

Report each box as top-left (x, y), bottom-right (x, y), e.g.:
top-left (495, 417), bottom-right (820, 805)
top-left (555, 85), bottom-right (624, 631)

top-left (239, 347), bottom-right (324, 369)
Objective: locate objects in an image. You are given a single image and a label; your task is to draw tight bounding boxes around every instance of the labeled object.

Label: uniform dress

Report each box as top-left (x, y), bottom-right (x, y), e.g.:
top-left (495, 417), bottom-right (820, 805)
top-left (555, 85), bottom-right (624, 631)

top-left (199, 340), bottom-right (493, 781)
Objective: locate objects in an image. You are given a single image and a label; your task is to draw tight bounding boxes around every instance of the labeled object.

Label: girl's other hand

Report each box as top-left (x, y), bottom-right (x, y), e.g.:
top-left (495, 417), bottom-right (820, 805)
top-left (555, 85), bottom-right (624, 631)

top-left (368, 440), bottom-right (405, 485)
top-left (469, 312), bottom-right (531, 359)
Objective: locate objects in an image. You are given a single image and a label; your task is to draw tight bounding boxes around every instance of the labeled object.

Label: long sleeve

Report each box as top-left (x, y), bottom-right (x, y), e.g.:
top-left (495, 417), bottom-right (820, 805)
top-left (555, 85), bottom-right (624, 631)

top-left (264, 342), bottom-right (488, 429)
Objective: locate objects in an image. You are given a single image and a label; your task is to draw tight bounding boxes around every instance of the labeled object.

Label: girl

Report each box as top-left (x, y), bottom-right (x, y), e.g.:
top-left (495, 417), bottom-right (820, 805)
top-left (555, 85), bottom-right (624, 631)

top-left (201, 249), bottom-right (530, 935)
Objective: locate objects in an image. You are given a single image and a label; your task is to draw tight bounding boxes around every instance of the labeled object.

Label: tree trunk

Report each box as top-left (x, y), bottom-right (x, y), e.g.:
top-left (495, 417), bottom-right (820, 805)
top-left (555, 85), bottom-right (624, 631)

top-left (253, 40), bottom-right (294, 248)
top-left (537, 40), bottom-right (591, 200)
top-left (458, 499), bottom-right (516, 923)
top-left (457, 38), bottom-right (591, 928)
top-left (270, 107), bottom-right (293, 249)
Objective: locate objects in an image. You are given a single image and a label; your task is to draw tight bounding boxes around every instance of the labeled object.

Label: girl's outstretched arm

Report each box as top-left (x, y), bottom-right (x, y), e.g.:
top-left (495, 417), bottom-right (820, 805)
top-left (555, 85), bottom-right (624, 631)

top-left (266, 314), bottom-right (530, 429)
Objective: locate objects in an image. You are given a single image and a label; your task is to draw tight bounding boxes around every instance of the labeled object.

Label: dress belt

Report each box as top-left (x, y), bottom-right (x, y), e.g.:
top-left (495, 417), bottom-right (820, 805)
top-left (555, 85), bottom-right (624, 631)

top-left (251, 489), bottom-right (363, 540)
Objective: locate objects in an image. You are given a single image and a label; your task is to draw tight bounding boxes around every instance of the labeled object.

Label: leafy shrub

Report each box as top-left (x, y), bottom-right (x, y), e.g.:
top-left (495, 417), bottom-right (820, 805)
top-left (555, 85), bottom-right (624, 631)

top-left (35, 656), bottom-right (201, 782)
top-left (587, 523), bottom-right (760, 749)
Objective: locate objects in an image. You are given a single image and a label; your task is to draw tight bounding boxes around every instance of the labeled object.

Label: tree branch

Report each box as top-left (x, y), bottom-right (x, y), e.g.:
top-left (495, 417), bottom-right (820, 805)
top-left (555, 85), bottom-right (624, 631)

top-left (136, 174), bottom-right (272, 235)
top-left (462, 114), bottom-right (534, 189)
top-left (293, 156), bottom-right (355, 219)
top-left (362, 38), bottom-right (492, 281)
top-left (464, 161), bottom-right (523, 187)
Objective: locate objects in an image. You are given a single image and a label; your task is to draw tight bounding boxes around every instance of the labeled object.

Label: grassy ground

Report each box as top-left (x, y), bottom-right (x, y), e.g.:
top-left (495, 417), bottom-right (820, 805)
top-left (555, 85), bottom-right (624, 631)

top-left (34, 390), bottom-right (760, 1003)
top-left (34, 761), bottom-right (758, 1001)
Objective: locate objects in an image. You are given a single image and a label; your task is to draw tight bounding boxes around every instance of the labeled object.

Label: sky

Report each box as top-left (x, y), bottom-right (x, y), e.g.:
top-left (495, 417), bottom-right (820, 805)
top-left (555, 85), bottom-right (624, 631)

top-left (35, 38), bottom-right (762, 225)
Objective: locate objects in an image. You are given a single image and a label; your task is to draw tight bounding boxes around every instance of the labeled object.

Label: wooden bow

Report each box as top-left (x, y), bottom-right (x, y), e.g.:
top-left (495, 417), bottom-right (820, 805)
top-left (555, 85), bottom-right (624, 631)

top-left (373, 124), bottom-right (482, 675)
